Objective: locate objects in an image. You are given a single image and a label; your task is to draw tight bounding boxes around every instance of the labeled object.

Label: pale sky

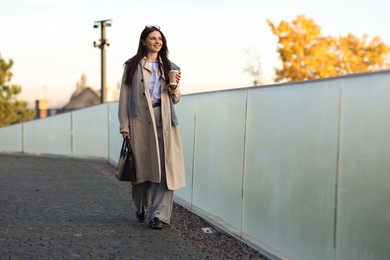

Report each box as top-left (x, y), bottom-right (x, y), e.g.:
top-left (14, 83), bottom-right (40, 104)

top-left (1, 0), bottom-right (389, 107)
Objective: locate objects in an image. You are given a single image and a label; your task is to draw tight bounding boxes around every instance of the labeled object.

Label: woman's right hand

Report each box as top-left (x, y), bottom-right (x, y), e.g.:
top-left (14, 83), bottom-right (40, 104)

top-left (121, 132), bottom-right (130, 139)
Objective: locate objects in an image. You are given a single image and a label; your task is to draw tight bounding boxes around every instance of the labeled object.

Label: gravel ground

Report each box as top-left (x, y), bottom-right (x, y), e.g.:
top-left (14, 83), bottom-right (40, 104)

top-left (0, 154), bottom-right (266, 259)
top-left (102, 158), bottom-right (267, 259)
top-left (169, 203), bottom-right (266, 259)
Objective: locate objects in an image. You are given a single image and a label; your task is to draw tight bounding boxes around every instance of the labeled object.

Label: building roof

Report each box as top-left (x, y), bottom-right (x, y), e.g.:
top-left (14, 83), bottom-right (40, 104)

top-left (62, 87), bottom-right (100, 110)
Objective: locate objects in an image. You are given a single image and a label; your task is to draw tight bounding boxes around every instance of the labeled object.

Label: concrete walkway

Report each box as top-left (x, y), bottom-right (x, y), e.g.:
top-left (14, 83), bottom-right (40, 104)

top-left (0, 154), bottom-right (203, 259)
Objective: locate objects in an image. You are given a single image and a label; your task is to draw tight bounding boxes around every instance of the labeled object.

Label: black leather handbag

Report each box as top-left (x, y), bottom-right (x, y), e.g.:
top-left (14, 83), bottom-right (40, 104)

top-left (115, 137), bottom-right (136, 182)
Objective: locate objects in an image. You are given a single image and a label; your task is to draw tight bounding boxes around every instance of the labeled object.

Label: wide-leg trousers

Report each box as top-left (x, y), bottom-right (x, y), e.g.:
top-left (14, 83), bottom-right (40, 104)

top-left (131, 105), bottom-right (174, 224)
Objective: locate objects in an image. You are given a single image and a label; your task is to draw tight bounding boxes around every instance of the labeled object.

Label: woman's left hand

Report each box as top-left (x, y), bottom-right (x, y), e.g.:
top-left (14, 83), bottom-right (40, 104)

top-left (175, 72), bottom-right (181, 85)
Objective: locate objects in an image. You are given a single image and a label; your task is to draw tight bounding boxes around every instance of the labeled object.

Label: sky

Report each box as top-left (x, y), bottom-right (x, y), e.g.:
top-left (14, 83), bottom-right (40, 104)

top-left (1, 0), bottom-right (389, 108)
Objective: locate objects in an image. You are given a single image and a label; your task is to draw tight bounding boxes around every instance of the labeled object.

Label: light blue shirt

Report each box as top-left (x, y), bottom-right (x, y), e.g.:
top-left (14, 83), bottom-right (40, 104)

top-left (148, 61), bottom-right (161, 102)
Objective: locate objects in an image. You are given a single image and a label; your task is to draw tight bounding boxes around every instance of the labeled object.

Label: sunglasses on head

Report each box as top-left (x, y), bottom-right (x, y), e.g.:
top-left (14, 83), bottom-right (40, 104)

top-left (145, 25), bottom-right (161, 30)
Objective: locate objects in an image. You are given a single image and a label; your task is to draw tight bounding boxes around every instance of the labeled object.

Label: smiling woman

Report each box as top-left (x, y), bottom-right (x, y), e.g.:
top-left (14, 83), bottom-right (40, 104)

top-left (143, 31), bottom-right (163, 54)
top-left (118, 25), bottom-right (185, 230)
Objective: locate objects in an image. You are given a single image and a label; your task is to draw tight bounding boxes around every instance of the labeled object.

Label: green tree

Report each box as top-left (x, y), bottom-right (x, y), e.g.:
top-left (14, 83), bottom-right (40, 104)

top-left (267, 15), bottom-right (390, 82)
top-left (0, 55), bottom-right (35, 127)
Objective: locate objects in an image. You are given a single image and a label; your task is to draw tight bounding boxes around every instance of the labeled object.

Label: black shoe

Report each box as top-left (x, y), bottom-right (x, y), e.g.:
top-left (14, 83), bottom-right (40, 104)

top-left (136, 206), bottom-right (147, 223)
top-left (149, 217), bottom-right (163, 230)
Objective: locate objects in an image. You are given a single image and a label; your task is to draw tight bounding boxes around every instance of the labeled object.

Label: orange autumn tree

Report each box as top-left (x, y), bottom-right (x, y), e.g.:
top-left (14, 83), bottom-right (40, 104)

top-left (267, 15), bottom-right (390, 82)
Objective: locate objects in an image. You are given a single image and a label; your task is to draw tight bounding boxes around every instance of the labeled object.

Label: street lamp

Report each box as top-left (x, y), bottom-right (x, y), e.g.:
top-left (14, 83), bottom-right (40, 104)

top-left (93, 19), bottom-right (112, 103)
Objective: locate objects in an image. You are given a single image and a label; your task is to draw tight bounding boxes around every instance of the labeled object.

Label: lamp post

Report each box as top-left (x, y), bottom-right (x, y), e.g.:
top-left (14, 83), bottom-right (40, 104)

top-left (93, 19), bottom-right (112, 103)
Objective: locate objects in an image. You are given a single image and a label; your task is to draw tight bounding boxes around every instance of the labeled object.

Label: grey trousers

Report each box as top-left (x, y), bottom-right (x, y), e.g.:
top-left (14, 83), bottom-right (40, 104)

top-left (131, 105), bottom-right (174, 224)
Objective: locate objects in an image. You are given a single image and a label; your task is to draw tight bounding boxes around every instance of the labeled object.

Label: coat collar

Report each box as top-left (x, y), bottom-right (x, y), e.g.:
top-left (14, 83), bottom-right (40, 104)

top-left (141, 56), bottom-right (166, 80)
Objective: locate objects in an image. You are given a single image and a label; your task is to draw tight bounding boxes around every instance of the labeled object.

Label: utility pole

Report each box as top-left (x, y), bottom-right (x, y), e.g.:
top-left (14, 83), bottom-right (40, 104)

top-left (93, 19), bottom-right (112, 103)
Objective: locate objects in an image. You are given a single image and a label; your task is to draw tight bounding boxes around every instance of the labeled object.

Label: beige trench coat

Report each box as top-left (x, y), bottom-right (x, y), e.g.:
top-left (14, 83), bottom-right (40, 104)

top-left (118, 58), bottom-right (185, 190)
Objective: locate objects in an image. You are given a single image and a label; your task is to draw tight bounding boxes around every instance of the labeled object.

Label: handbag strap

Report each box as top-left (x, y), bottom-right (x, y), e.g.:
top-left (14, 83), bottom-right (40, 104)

top-left (125, 137), bottom-right (132, 153)
top-left (124, 137), bottom-right (134, 160)
top-left (121, 137), bottom-right (130, 155)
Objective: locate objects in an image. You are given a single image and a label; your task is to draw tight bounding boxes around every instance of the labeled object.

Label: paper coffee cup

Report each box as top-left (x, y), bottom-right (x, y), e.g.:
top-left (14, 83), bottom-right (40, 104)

top-left (169, 70), bottom-right (179, 86)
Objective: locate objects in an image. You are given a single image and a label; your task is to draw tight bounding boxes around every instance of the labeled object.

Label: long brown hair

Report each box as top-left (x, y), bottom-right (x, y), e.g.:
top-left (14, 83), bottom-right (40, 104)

top-left (124, 26), bottom-right (171, 85)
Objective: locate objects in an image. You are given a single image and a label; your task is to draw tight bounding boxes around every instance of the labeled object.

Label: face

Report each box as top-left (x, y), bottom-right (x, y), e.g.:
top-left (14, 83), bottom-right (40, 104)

top-left (142, 30), bottom-right (163, 54)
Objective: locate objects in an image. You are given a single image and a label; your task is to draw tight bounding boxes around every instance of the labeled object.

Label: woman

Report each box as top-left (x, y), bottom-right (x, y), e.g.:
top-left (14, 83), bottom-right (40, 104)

top-left (118, 25), bottom-right (185, 230)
